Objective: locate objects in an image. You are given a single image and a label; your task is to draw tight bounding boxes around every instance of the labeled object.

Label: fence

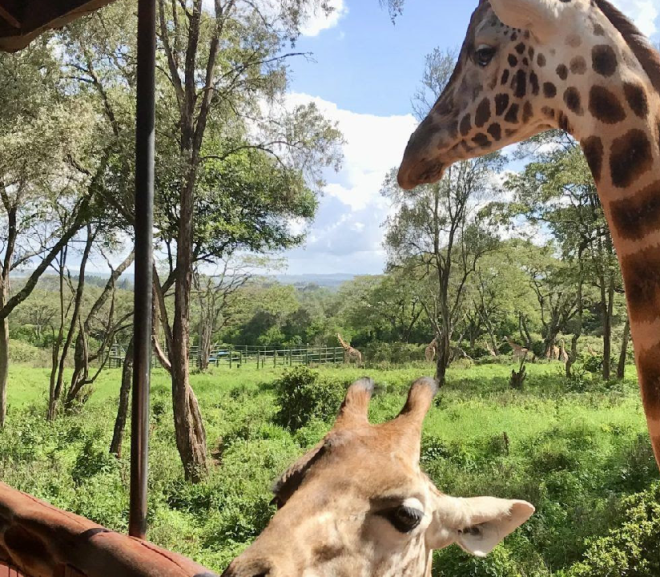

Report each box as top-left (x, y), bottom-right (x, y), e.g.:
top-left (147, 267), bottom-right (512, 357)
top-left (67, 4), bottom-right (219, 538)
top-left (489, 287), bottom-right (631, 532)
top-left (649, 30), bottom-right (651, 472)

top-left (109, 343), bottom-right (347, 369)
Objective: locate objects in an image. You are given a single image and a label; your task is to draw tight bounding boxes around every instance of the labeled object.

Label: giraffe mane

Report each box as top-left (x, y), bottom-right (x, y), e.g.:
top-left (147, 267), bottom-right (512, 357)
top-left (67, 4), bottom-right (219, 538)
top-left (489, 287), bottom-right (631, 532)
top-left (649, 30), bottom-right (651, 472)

top-left (594, 0), bottom-right (660, 94)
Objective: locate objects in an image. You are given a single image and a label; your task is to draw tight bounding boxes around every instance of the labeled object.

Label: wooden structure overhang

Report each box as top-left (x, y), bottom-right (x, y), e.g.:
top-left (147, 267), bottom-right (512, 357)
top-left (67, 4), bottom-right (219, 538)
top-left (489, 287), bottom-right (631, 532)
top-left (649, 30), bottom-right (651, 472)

top-left (0, 1), bottom-right (202, 576)
top-left (0, 0), bottom-right (117, 52)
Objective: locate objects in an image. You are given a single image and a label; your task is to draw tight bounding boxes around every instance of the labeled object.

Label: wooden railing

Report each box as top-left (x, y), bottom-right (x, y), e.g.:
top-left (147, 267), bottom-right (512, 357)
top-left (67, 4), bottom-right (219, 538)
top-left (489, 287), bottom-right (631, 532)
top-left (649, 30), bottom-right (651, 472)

top-left (0, 483), bottom-right (219, 577)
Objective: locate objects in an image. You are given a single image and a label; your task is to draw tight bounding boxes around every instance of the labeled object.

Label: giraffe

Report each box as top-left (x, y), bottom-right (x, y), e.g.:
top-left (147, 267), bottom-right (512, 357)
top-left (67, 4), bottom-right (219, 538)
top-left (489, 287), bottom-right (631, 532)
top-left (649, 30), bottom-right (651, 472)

top-left (337, 333), bottom-right (363, 364)
top-left (223, 378), bottom-right (534, 576)
top-left (505, 336), bottom-right (529, 361)
top-left (545, 343), bottom-right (560, 361)
top-left (397, 0), bottom-right (660, 469)
top-left (587, 344), bottom-right (599, 357)
top-left (425, 337), bottom-right (437, 362)
top-left (559, 339), bottom-right (570, 363)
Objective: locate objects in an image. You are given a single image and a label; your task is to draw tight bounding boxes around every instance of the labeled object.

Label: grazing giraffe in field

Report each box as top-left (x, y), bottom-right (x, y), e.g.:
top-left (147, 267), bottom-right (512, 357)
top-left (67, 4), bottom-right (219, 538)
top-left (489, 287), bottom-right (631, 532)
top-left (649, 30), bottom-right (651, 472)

top-left (398, 0), bottom-right (660, 468)
top-left (425, 338), bottom-right (437, 362)
top-left (223, 378), bottom-right (533, 576)
top-left (338, 333), bottom-right (363, 364)
top-left (559, 339), bottom-right (569, 363)
top-left (505, 336), bottom-right (529, 361)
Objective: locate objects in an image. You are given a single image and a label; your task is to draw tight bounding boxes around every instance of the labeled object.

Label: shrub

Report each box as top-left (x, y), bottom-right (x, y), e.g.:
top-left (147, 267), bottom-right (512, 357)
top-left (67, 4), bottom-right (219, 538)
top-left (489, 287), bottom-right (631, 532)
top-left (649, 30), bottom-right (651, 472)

top-left (363, 342), bottom-right (424, 364)
top-left (566, 483), bottom-right (660, 576)
top-left (274, 367), bottom-right (345, 431)
top-left (8, 340), bottom-right (50, 367)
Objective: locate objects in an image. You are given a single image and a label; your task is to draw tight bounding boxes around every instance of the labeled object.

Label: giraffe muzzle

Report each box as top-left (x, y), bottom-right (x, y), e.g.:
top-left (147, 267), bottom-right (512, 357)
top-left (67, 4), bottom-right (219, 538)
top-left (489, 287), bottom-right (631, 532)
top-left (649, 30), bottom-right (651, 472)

top-left (397, 156), bottom-right (446, 190)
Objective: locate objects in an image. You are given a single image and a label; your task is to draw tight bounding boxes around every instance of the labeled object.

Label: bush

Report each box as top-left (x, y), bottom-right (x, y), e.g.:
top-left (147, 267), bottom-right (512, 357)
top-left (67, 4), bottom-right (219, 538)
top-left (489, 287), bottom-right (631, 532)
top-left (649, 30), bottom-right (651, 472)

top-left (565, 483), bottom-right (660, 576)
top-left (274, 367), bottom-right (345, 431)
top-left (8, 340), bottom-right (50, 367)
top-left (363, 342), bottom-right (424, 364)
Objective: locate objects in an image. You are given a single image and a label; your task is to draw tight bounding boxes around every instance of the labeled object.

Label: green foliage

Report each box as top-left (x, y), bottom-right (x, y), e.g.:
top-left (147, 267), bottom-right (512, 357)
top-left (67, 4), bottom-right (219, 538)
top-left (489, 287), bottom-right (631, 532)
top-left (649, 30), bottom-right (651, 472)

top-left (363, 341), bottom-right (424, 364)
top-left (564, 483), bottom-right (660, 577)
top-left (274, 367), bottom-right (345, 431)
top-left (1, 363), bottom-right (655, 575)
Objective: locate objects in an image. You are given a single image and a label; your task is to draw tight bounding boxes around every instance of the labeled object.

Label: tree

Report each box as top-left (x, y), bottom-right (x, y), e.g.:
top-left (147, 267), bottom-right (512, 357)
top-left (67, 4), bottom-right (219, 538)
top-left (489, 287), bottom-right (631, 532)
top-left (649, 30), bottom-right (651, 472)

top-left (0, 41), bottom-right (95, 426)
top-left (193, 259), bottom-right (254, 370)
top-left (62, 0), bottom-right (342, 481)
top-left (383, 156), bottom-right (501, 384)
top-left (506, 138), bottom-right (622, 378)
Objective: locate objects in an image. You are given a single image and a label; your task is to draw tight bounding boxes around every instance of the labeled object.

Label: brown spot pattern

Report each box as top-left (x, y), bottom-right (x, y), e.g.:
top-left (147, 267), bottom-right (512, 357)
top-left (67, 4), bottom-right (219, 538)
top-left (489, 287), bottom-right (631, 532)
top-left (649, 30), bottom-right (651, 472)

top-left (588, 86), bottom-right (626, 124)
top-left (638, 343), bottom-right (660, 421)
top-left (582, 136), bottom-right (604, 183)
top-left (609, 129), bottom-right (654, 188)
top-left (610, 181), bottom-right (660, 240)
top-left (592, 44), bottom-right (618, 77)
top-left (623, 82), bottom-right (649, 119)
top-left (621, 247), bottom-right (660, 325)
top-left (564, 87), bottom-right (584, 115)
top-left (475, 98), bottom-right (491, 128)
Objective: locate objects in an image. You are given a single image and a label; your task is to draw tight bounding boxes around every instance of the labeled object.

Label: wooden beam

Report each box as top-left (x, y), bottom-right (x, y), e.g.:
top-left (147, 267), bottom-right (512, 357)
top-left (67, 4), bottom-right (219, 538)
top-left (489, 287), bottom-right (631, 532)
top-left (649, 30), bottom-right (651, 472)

top-left (0, 1), bottom-right (21, 29)
top-left (0, 0), bottom-right (117, 52)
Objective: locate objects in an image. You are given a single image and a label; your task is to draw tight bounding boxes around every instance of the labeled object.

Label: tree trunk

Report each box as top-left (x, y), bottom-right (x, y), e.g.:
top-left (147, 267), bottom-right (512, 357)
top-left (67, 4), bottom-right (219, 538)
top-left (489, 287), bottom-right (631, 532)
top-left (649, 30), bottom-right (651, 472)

top-left (602, 273), bottom-right (615, 381)
top-left (520, 315), bottom-right (533, 349)
top-left (435, 331), bottom-right (451, 386)
top-left (0, 315), bottom-right (8, 428)
top-left (617, 317), bottom-right (631, 380)
top-left (110, 337), bottom-right (134, 458)
top-left (171, 175), bottom-right (208, 483)
top-left (48, 249), bottom-right (68, 421)
top-left (51, 226), bottom-right (94, 418)
top-left (566, 257), bottom-right (585, 379)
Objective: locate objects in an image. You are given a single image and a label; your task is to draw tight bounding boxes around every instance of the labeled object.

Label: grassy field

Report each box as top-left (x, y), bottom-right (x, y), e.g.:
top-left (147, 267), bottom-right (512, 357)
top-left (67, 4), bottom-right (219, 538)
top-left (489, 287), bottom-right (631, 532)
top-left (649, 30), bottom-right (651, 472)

top-left (1, 361), bottom-right (658, 576)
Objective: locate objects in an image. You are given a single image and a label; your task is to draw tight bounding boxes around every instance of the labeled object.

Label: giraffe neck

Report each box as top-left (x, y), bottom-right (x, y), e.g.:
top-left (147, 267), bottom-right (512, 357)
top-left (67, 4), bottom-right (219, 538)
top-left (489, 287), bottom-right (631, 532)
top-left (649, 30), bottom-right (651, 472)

top-left (577, 58), bottom-right (660, 460)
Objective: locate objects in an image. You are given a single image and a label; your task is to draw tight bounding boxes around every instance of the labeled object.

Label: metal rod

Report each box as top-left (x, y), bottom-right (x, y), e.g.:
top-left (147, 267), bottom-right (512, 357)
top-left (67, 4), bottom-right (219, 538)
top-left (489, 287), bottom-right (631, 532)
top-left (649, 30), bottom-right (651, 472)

top-left (130, 0), bottom-right (156, 541)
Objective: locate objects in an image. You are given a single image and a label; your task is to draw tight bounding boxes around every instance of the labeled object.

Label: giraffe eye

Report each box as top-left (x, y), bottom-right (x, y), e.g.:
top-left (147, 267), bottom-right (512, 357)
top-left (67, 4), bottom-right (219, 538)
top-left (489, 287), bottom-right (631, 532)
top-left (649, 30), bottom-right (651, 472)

top-left (383, 505), bottom-right (424, 533)
top-left (475, 45), bottom-right (496, 67)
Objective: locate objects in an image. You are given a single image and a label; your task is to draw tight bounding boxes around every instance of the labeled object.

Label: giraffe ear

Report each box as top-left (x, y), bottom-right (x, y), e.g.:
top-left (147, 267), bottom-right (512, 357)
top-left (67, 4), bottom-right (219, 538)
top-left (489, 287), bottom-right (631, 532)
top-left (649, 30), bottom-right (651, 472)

top-left (335, 378), bottom-right (374, 428)
top-left (489, 0), bottom-right (562, 42)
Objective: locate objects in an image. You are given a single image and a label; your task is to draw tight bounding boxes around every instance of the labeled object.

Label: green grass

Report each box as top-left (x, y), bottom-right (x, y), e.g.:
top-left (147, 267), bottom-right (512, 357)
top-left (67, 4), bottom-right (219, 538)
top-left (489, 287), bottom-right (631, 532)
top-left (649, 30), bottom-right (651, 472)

top-left (1, 361), bottom-right (658, 576)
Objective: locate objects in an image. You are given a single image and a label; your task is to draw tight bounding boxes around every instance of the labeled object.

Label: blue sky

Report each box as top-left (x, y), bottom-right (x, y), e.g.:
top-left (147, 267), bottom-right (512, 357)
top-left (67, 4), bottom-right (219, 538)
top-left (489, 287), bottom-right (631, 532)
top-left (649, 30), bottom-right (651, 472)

top-left (278, 0), bottom-right (660, 276)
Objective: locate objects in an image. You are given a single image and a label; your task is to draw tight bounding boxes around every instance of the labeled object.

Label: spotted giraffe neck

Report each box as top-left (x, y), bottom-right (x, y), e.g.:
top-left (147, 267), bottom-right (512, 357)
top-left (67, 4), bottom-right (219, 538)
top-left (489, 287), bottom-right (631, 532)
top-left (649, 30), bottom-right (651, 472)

top-left (573, 33), bottom-right (660, 461)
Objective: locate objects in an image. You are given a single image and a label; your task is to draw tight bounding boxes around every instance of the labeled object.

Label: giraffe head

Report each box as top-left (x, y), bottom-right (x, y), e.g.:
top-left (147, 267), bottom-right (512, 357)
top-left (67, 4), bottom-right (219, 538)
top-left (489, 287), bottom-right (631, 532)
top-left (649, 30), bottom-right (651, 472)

top-left (223, 378), bottom-right (533, 576)
top-left (398, 0), bottom-right (660, 190)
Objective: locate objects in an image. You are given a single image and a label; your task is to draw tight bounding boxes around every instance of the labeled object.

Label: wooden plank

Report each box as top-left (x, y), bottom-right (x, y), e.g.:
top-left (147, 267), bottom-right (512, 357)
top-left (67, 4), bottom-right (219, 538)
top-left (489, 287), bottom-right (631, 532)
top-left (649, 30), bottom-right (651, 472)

top-left (0, 0), bottom-right (117, 52)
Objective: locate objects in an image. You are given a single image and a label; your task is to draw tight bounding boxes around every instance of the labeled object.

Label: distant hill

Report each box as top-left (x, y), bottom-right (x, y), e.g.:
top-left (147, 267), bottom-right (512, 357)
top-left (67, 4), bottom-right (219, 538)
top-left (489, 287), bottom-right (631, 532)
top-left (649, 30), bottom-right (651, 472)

top-left (274, 273), bottom-right (357, 288)
top-left (12, 271), bottom-right (362, 290)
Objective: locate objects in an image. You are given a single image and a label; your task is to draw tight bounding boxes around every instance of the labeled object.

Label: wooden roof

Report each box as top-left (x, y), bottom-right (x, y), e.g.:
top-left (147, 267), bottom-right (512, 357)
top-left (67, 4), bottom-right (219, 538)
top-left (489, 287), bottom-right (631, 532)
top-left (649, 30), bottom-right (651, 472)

top-left (0, 0), bottom-right (116, 52)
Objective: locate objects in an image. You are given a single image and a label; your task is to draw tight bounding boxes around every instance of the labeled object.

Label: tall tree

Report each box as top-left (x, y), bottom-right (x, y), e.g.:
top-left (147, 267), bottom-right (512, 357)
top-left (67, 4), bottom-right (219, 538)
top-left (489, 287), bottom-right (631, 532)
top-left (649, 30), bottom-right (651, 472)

top-left (382, 157), bottom-right (501, 384)
top-left (63, 0), bottom-right (342, 481)
top-left (0, 42), bottom-right (94, 426)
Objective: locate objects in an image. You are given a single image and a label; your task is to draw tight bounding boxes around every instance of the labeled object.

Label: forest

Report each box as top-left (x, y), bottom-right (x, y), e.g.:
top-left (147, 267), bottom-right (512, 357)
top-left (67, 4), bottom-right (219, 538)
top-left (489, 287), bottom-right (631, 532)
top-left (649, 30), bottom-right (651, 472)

top-left (1, 0), bottom-right (659, 575)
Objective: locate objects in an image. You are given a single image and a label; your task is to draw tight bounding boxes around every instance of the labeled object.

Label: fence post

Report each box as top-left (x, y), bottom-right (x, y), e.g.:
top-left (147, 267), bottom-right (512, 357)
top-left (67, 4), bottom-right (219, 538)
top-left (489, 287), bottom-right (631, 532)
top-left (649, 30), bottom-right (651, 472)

top-left (257, 351), bottom-right (260, 369)
top-left (274, 349), bottom-right (277, 368)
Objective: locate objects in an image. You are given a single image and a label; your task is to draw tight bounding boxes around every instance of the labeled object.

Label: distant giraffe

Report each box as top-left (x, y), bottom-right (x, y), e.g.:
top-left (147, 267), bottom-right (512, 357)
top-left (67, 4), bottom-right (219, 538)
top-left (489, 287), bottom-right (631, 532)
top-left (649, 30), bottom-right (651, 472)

top-left (505, 336), bottom-right (529, 362)
top-left (337, 333), bottom-right (362, 365)
top-left (425, 338), bottom-right (437, 362)
top-left (486, 341), bottom-right (498, 357)
top-left (587, 344), bottom-right (598, 357)
top-left (559, 339), bottom-right (569, 363)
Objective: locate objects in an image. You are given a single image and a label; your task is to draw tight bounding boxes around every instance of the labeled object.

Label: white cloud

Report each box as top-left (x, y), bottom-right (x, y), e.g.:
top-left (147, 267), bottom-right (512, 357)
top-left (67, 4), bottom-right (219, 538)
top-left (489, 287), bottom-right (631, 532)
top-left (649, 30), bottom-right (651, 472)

top-left (281, 93), bottom-right (417, 275)
top-left (300, 0), bottom-right (347, 37)
top-left (610, 0), bottom-right (658, 37)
